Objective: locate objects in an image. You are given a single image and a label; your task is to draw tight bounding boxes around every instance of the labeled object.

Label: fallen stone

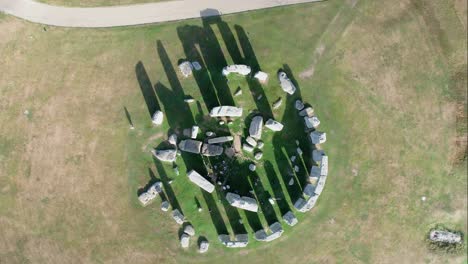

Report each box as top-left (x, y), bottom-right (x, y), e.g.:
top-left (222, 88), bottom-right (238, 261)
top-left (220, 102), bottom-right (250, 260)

top-left (246, 136), bottom-right (257, 147)
top-left (201, 144), bottom-right (224, 156)
top-left (254, 151), bottom-right (263, 160)
top-left (295, 100), bottom-right (304, 110)
top-left (226, 192), bottom-right (258, 212)
top-left (152, 149), bottom-right (177, 162)
top-left (222, 64), bottom-right (251, 76)
top-left (210, 106), bottom-right (243, 117)
top-left (187, 170), bottom-right (215, 193)
top-left (184, 225), bottom-right (195, 236)
top-left (299, 107), bottom-right (314, 117)
top-left (265, 119), bottom-right (284, 131)
top-left (219, 120), bottom-right (225, 125)
top-left (180, 233), bottom-right (190, 248)
top-left (172, 209), bottom-right (185, 225)
top-left (278, 71), bottom-right (296, 95)
top-left (272, 97), bottom-right (283, 109)
top-left (429, 230), bottom-right (462, 244)
top-left (208, 136), bottom-right (234, 144)
top-left (191, 61), bottom-right (202, 71)
top-left (249, 116), bottom-right (263, 139)
top-left (269, 198), bottom-right (275, 205)
top-left (138, 182), bottom-right (163, 206)
top-left (179, 139), bottom-right (203, 154)
top-left (179, 61), bottom-right (193, 77)
top-left (152, 111), bottom-right (164, 125)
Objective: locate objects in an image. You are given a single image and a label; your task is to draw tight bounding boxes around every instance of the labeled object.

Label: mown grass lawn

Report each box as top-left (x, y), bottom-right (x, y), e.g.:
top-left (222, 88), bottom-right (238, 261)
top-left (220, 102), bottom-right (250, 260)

top-left (0, 0), bottom-right (466, 263)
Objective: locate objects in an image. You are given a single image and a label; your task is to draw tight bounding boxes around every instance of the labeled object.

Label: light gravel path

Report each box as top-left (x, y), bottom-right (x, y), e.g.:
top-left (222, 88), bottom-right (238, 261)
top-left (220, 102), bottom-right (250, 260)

top-left (0, 0), bottom-right (322, 28)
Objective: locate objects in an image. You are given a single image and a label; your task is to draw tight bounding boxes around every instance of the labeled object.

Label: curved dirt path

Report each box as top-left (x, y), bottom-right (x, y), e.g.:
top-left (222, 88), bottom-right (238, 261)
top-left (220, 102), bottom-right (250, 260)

top-left (0, 0), bottom-right (322, 28)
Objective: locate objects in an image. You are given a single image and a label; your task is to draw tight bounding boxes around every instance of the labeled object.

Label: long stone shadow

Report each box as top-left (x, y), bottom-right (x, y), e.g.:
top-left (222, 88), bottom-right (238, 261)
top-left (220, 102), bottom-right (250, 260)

top-left (136, 61), bottom-right (161, 118)
top-left (153, 158), bottom-right (182, 212)
top-left (155, 40), bottom-right (207, 173)
top-left (272, 64), bottom-right (311, 204)
top-left (201, 190), bottom-right (228, 235)
top-left (264, 161), bottom-right (291, 216)
top-left (249, 171), bottom-right (278, 226)
top-left (235, 25), bottom-right (274, 119)
top-left (217, 188), bottom-right (247, 235)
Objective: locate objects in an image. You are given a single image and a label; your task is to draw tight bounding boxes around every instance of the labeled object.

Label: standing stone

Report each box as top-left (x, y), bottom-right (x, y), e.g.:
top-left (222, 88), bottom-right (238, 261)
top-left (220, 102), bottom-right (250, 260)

top-left (254, 151), bottom-right (263, 160)
top-left (191, 126), bottom-right (199, 139)
top-left (249, 116), bottom-right (263, 139)
top-left (295, 100), bottom-right (305, 110)
top-left (152, 111), bottom-right (164, 125)
top-left (178, 61), bottom-right (193, 77)
top-left (161, 201), bottom-right (170, 211)
top-left (304, 116), bottom-right (320, 128)
top-left (184, 225), bottom-right (195, 236)
top-left (272, 97), bottom-right (283, 109)
top-left (246, 136), bottom-right (257, 147)
top-left (168, 134), bottom-right (177, 145)
top-left (180, 233), bottom-right (190, 248)
top-left (152, 149), bottom-right (177, 162)
top-left (254, 71), bottom-right (269, 83)
top-left (249, 164), bottom-right (257, 171)
top-left (297, 147), bottom-right (303, 155)
top-left (242, 143), bottom-right (254, 153)
top-left (172, 209), bottom-right (185, 225)
top-left (257, 141), bottom-right (264, 149)
top-left (198, 240), bottom-right (209, 253)
top-left (310, 131), bottom-right (327, 144)
top-left (278, 71), bottom-right (296, 95)
top-left (299, 107), bottom-right (314, 117)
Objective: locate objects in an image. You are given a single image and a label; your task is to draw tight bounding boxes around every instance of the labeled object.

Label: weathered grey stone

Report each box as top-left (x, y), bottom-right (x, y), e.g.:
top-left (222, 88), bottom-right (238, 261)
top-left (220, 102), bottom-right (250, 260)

top-left (314, 174), bottom-right (327, 195)
top-left (297, 147), bottom-right (303, 156)
top-left (246, 136), bottom-right (257, 147)
top-left (294, 195), bottom-right (318, 212)
top-left (265, 119), bottom-right (284, 131)
top-left (208, 136), bottom-right (234, 144)
top-left (278, 71), bottom-right (296, 95)
top-left (184, 224), bottom-right (195, 236)
top-left (429, 230), bottom-right (462, 244)
top-left (242, 143), bottom-right (254, 153)
top-left (168, 134), bottom-right (177, 145)
top-left (303, 183), bottom-right (315, 196)
top-left (299, 107), bottom-right (314, 117)
top-left (172, 209), bottom-right (185, 225)
top-left (198, 240), bottom-right (209, 253)
top-left (226, 192), bottom-right (258, 212)
top-left (179, 61), bottom-right (193, 77)
top-left (257, 141), bottom-right (264, 149)
top-left (152, 149), bottom-right (177, 162)
top-left (191, 126), bottom-right (199, 139)
top-left (254, 71), bottom-right (268, 83)
top-left (254, 222), bottom-right (284, 242)
top-left (310, 131), bottom-right (327, 144)
top-left (201, 144), bottom-right (224, 156)
top-left (180, 233), bottom-right (190, 248)
top-left (295, 100), bottom-right (305, 110)
top-left (222, 64), bottom-right (251, 76)
top-left (179, 139), bottom-right (203, 154)
top-left (249, 164), bottom-right (257, 171)
top-left (206, 131), bottom-right (215, 137)
top-left (294, 165), bottom-right (300, 172)
top-left (219, 234), bottom-right (249, 248)
top-left (161, 201), bottom-right (170, 211)
top-left (138, 182), bottom-right (163, 206)
top-left (288, 178), bottom-right (294, 186)
top-left (313, 150), bottom-right (326, 162)
top-left (152, 111), bottom-right (164, 125)
top-left (283, 211), bottom-right (298, 226)
top-left (249, 116), bottom-right (263, 139)
top-left (187, 170), bottom-right (215, 193)
top-left (290, 156), bottom-right (296, 162)
top-left (184, 97), bottom-right (195, 103)
top-left (272, 97), bottom-right (283, 109)
top-left (210, 106), bottom-right (243, 117)
top-left (304, 116), bottom-right (320, 128)
top-left (254, 151), bottom-right (263, 160)
top-left (191, 61), bottom-right (202, 71)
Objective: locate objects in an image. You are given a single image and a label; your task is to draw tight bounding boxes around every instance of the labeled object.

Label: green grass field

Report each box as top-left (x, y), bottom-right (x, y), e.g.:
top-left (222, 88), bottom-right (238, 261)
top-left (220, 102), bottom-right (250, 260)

top-left (0, 0), bottom-right (466, 263)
